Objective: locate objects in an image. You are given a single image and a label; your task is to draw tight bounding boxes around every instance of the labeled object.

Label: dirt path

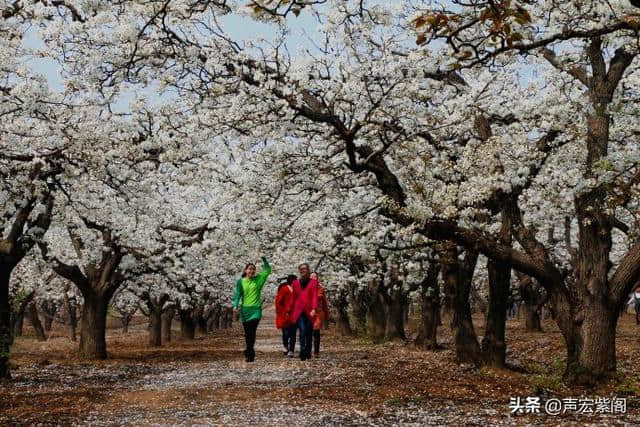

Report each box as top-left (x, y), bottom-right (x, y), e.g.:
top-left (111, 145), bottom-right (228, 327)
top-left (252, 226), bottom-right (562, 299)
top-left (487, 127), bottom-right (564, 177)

top-left (2, 310), bottom-right (640, 425)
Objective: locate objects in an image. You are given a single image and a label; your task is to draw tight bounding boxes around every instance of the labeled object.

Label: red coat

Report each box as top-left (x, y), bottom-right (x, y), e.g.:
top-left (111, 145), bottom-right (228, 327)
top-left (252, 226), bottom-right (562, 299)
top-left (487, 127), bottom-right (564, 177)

top-left (291, 277), bottom-right (319, 323)
top-left (275, 284), bottom-right (294, 329)
top-left (313, 284), bottom-right (330, 330)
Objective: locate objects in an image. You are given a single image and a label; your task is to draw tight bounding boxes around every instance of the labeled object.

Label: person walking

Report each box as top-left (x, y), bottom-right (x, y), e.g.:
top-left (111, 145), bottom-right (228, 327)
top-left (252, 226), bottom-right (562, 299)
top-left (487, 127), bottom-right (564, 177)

top-left (311, 272), bottom-right (330, 357)
top-left (233, 256), bottom-right (272, 362)
top-left (291, 263), bottom-right (318, 361)
top-left (275, 274), bottom-right (296, 357)
top-left (627, 285), bottom-right (640, 325)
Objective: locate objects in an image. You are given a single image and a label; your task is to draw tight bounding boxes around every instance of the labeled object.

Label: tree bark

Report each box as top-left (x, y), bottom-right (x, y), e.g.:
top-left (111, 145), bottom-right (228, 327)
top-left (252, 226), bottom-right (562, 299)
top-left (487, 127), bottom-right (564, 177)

top-left (441, 247), bottom-right (482, 365)
top-left (555, 300), bottom-right (617, 385)
top-left (366, 293), bottom-right (386, 343)
top-left (196, 313), bottom-right (207, 335)
top-left (334, 292), bottom-right (353, 336)
top-left (223, 306), bottom-right (234, 328)
top-left (63, 293), bottom-right (78, 342)
top-left (0, 265), bottom-right (12, 379)
top-left (383, 288), bottom-right (407, 342)
top-left (208, 304), bottom-right (221, 331)
top-left (25, 303), bottom-right (47, 342)
top-left (523, 303), bottom-right (542, 331)
top-left (481, 258), bottom-right (510, 368)
top-left (12, 311), bottom-right (24, 338)
top-left (40, 301), bottom-right (58, 332)
top-left (180, 310), bottom-right (196, 340)
top-left (162, 308), bottom-right (174, 343)
top-left (120, 312), bottom-right (132, 334)
top-left (10, 291), bottom-right (33, 340)
top-left (78, 293), bottom-right (109, 359)
top-left (348, 285), bottom-right (368, 334)
top-left (517, 273), bottom-right (544, 332)
top-left (148, 307), bottom-right (162, 347)
top-left (414, 266), bottom-right (440, 350)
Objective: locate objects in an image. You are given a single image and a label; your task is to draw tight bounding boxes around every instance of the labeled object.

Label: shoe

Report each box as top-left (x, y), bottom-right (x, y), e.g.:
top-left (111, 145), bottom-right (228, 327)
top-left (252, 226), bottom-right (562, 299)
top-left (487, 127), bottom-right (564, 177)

top-left (287, 351), bottom-right (294, 357)
top-left (300, 354), bottom-right (307, 361)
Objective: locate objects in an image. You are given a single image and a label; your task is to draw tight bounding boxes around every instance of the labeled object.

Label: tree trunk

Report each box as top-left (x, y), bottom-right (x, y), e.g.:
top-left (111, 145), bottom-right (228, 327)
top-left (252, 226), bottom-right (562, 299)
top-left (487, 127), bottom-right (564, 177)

top-left (78, 294), bottom-right (109, 359)
top-left (63, 292), bottom-right (77, 342)
top-left (120, 313), bottom-right (131, 334)
top-left (366, 293), bottom-right (386, 343)
top-left (441, 247), bottom-right (482, 365)
top-left (196, 313), bottom-right (207, 335)
top-left (481, 258), bottom-right (510, 368)
top-left (415, 271), bottom-right (440, 350)
top-left (383, 290), bottom-right (407, 342)
top-left (0, 265), bottom-right (12, 379)
top-left (224, 306), bottom-right (234, 328)
top-left (41, 301), bottom-right (57, 332)
top-left (517, 273), bottom-right (544, 332)
top-left (12, 311), bottom-right (24, 338)
top-left (440, 292), bottom-right (454, 326)
top-left (148, 308), bottom-right (162, 347)
top-left (180, 310), bottom-right (196, 340)
top-left (208, 304), bottom-right (220, 331)
top-left (558, 300), bottom-right (618, 385)
top-left (523, 304), bottom-right (542, 331)
top-left (162, 308), bottom-right (174, 343)
top-left (335, 299), bottom-right (353, 336)
top-left (25, 303), bottom-right (47, 342)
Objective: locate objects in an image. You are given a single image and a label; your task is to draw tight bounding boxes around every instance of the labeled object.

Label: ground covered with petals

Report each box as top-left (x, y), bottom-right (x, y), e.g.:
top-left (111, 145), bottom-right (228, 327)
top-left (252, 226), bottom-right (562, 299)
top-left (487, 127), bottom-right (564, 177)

top-left (2, 311), bottom-right (640, 426)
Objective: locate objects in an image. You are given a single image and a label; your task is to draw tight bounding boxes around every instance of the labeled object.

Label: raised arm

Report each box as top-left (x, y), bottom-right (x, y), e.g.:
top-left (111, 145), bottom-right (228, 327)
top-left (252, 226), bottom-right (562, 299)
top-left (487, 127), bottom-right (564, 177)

top-left (255, 256), bottom-right (272, 289)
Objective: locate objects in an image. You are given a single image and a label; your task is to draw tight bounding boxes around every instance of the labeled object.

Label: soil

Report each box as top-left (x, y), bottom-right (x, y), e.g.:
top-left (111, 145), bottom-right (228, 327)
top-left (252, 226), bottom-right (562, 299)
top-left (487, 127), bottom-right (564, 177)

top-left (1, 309), bottom-right (639, 426)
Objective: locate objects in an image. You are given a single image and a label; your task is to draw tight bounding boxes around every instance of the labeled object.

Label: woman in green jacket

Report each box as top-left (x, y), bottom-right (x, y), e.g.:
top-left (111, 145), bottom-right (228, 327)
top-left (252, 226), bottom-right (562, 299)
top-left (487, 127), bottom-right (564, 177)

top-left (233, 256), bottom-right (272, 362)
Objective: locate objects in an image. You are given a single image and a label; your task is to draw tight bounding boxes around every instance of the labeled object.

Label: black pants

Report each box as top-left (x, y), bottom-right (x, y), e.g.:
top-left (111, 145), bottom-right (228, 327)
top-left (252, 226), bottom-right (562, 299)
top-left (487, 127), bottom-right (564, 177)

top-left (242, 319), bottom-right (260, 361)
top-left (297, 313), bottom-right (313, 360)
top-left (282, 324), bottom-right (296, 352)
top-left (313, 329), bottom-right (321, 355)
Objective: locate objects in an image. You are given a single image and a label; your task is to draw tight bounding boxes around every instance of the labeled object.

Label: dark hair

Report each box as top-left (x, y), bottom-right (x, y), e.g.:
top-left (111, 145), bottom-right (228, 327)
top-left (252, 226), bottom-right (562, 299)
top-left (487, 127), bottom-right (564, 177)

top-left (286, 274), bottom-right (297, 284)
top-left (242, 263), bottom-right (256, 278)
top-left (298, 263), bottom-right (310, 270)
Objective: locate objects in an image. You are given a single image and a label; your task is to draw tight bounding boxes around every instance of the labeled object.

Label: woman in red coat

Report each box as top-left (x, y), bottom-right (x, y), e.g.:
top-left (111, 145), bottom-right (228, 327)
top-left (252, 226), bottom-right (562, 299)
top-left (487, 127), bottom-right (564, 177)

top-left (311, 272), bottom-right (330, 357)
top-left (275, 275), bottom-right (296, 356)
top-left (291, 263), bottom-right (319, 361)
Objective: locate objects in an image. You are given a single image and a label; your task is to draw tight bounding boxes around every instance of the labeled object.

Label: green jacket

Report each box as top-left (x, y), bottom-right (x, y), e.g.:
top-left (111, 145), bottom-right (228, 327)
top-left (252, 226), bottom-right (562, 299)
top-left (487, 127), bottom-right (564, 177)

top-left (232, 257), bottom-right (272, 322)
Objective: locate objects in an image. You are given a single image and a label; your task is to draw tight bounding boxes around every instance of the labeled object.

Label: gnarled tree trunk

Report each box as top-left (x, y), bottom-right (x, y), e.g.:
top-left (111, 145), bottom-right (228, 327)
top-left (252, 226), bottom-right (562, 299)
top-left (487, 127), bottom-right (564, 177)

top-left (79, 292), bottom-right (109, 359)
top-left (162, 308), bottom-right (174, 343)
top-left (180, 309), bottom-right (196, 340)
top-left (414, 265), bottom-right (441, 350)
top-left (12, 311), bottom-right (24, 339)
top-left (0, 264), bottom-right (13, 379)
top-left (334, 291), bottom-right (353, 336)
top-left (40, 301), bottom-right (58, 333)
top-left (25, 302), bottom-right (47, 342)
top-left (517, 273), bottom-right (544, 332)
top-left (441, 246), bottom-right (481, 365)
top-left (366, 293), bottom-right (386, 343)
top-left (383, 287), bottom-right (407, 342)
top-left (148, 307), bottom-right (162, 347)
top-left (481, 258), bottom-right (510, 368)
